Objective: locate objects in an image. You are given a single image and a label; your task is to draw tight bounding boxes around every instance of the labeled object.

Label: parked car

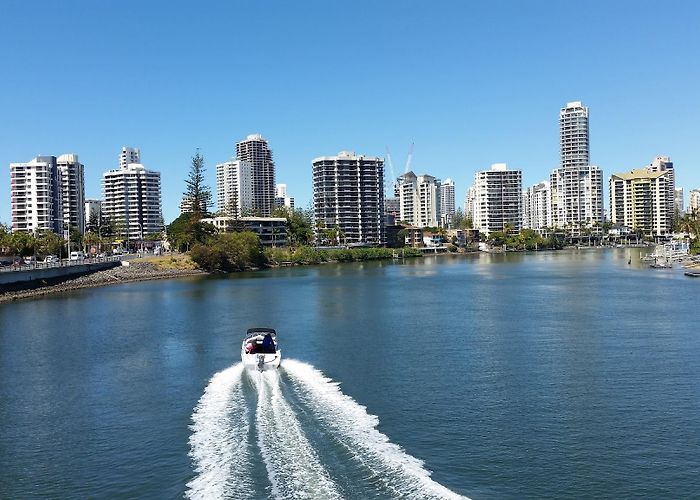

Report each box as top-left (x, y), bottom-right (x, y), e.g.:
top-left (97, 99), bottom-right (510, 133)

top-left (69, 251), bottom-right (85, 261)
top-left (43, 255), bottom-right (59, 263)
top-left (24, 257), bottom-right (36, 265)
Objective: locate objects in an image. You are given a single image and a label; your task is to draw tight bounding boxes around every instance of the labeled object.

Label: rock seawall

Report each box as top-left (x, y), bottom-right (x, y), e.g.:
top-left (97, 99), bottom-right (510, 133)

top-left (0, 261), bottom-right (206, 304)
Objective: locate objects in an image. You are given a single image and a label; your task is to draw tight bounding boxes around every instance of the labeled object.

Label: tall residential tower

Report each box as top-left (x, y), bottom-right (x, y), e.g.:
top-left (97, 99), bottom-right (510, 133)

top-left (236, 134), bottom-right (275, 216)
top-left (312, 151), bottom-right (385, 245)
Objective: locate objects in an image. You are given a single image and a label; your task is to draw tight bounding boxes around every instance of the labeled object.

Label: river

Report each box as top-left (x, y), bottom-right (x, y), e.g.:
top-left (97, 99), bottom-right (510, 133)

top-left (1, 248), bottom-right (699, 498)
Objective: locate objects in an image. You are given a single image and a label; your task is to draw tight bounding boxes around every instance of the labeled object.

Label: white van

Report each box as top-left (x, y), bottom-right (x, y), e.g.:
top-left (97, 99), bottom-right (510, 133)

top-left (69, 251), bottom-right (85, 261)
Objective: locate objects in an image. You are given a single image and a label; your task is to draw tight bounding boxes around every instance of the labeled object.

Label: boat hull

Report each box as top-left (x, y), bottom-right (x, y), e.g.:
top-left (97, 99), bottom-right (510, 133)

top-left (241, 350), bottom-right (282, 371)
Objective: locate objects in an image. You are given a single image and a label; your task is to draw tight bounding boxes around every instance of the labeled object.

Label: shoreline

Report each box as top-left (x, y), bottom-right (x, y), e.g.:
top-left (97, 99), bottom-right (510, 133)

top-left (0, 261), bottom-right (207, 304)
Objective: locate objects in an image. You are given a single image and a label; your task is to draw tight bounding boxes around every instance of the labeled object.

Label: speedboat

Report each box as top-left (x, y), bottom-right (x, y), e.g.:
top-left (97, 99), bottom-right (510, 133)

top-left (241, 328), bottom-right (281, 371)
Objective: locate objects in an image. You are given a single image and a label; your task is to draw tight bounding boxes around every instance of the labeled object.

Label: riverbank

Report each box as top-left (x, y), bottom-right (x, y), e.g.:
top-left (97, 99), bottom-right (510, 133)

top-left (0, 259), bottom-right (206, 304)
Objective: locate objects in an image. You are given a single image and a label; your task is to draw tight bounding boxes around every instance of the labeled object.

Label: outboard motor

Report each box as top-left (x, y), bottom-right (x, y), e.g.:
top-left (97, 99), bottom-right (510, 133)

top-left (257, 354), bottom-right (265, 371)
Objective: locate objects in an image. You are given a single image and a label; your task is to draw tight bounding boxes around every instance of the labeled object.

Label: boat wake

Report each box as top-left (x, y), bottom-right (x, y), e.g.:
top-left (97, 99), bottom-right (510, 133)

top-left (187, 360), bottom-right (468, 499)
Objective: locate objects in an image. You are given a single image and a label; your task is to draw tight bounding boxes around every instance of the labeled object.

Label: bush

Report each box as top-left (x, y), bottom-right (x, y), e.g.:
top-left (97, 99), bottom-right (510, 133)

top-left (191, 231), bottom-right (266, 271)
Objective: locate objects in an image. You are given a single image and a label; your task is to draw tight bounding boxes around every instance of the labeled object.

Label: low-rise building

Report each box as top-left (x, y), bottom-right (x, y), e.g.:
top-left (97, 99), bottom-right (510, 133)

top-left (201, 216), bottom-right (288, 247)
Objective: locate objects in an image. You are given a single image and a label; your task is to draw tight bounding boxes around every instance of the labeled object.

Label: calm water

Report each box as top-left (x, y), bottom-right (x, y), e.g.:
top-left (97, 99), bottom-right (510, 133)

top-left (1, 249), bottom-right (699, 499)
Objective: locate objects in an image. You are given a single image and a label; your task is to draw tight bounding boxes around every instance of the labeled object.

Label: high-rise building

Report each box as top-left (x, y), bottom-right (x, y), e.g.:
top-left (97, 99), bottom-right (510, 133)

top-left (523, 181), bottom-right (552, 231)
top-left (275, 183), bottom-right (295, 210)
top-left (646, 156), bottom-right (676, 221)
top-left (236, 134), bottom-right (275, 216)
top-left (550, 165), bottom-right (604, 232)
top-left (688, 188), bottom-right (700, 215)
top-left (675, 188), bottom-right (684, 216)
top-left (103, 148), bottom-right (162, 241)
top-left (57, 154), bottom-right (85, 233)
top-left (560, 101), bottom-right (589, 168)
top-left (464, 185), bottom-right (476, 220)
top-left (551, 100), bottom-right (604, 233)
top-left (609, 168), bottom-right (674, 237)
top-left (84, 199), bottom-right (102, 231)
top-left (397, 171), bottom-right (441, 228)
top-left (440, 178), bottom-right (455, 227)
top-left (119, 147), bottom-right (141, 169)
top-left (215, 159), bottom-right (253, 217)
top-left (472, 163), bottom-right (522, 235)
top-left (9, 156), bottom-right (63, 233)
top-left (179, 195), bottom-right (209, 215)
top-left (312, 151), bottom-right (385, 245)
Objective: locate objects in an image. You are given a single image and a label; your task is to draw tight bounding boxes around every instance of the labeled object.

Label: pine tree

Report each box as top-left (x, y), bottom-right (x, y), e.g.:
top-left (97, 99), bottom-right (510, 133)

top-left (184, 150), bottom-right (212, 219)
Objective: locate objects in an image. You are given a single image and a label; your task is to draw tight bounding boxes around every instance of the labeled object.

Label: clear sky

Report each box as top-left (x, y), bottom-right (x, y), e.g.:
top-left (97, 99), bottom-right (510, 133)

top-left (1, 0), bottom-right (699, 225)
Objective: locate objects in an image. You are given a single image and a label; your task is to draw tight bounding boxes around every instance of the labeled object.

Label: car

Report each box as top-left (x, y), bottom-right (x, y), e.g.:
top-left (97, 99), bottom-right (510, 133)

top-left (24, 257), bottom-right (36, 265)
top-left (69, 251), bottom-right (85, 261)
top-left (43, 255), bottom-right (59, 263)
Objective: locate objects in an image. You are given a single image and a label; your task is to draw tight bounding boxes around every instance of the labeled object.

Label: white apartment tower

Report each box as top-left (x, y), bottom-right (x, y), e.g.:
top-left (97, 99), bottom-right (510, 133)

top-left (9, 156), bottom-right (63, 233)
top-left (609, 168), bottom-right (674, 237)
top-left (312, 151), bottom-right (385, 245)
top-left (275, 183), bottom-right (295, 210)
top-left (675, 188), bottom-right (684, 216)
top-left (551, 101), bottom-right (604, 233)
top-left (472, 164), bottom-right (522, 235)
top-left (397, 171), bottom-right (441, 228)
top-left (216, 159), bottom-right (253, 217)
top-left (689, 189), bottom-right (700, 215)
top-left (102, 148), bottom-right (163, 241)
top-left (440, 178), bottom-right (456, 227)
top-left (523, 181), bottom-right (552, 231)
top-left (85, 199), bottom-right (102, 231)
top-left (646, 156), bottom-right (676, 221)
top-left (236, 134), bottom-right (275, 216)
top-left (57, 154), bottom-right (85, 233)
top-left (120, 147), bottom-right (141, 169)
top-left (560, 101), bottom-right (589, 168)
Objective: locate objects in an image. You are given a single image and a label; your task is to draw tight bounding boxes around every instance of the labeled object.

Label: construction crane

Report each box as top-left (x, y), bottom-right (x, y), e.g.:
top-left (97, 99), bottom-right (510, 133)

top-left (404, 142), bottom-right (414, 173)
top-left (385, 147), bottom-right (397, 196)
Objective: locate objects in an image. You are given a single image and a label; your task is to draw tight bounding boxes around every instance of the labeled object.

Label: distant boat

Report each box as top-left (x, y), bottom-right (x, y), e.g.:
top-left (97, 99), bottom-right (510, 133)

top-left (649, 261), bottom-right (673, 269)
top-left (241, 328), bottom-right (281, 371)
top-left (684, 270), bottom-right (700, 278)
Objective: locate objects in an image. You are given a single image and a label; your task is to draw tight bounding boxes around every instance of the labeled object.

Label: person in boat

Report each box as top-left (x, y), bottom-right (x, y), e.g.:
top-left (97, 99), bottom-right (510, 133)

top-left (245, 341), bottom-right (255, 354)
top-left (262, 333), bottom-right (275, 353)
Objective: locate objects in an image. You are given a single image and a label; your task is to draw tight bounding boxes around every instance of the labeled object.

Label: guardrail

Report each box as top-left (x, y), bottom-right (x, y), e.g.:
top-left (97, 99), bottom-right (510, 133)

top-left (0, 255), bottom-right (124, 273)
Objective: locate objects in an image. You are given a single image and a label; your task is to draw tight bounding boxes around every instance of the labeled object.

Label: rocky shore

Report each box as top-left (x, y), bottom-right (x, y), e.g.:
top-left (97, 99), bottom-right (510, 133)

top-left (0, 261), bottom-right (206, 304)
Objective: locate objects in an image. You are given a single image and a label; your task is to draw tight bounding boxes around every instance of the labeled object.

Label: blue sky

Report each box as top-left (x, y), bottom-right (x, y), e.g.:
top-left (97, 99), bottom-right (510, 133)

top-left (1, 0), bottom-right (698, 224)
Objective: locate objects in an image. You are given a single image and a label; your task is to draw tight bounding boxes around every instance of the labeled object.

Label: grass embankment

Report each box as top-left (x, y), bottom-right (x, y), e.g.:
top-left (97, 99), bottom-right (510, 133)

top-left (140, 254), bottom-right (200, 270)
top-left (265, 246), bottom-right (423, 265)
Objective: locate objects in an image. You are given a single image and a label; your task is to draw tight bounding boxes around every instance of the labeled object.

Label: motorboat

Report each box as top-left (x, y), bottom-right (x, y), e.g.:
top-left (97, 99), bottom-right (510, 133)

top-left (684, 270), bottom-right (700, 278)
top-left (241, 328), bottom-right (281, 371)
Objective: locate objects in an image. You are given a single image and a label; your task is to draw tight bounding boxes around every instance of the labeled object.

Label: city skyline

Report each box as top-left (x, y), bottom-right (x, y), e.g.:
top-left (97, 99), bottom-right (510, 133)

top-left (2, 1), bottom-right (699, 225)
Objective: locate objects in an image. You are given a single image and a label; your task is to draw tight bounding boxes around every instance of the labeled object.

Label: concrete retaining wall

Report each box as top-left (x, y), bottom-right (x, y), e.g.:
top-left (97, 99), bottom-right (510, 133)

top-left (0, 261), bottom-right (121, 290)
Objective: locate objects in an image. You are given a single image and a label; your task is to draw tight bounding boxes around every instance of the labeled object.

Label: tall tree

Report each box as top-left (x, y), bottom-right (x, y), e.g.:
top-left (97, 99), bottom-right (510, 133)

top-left (184, 150), bottom-right (212, 219)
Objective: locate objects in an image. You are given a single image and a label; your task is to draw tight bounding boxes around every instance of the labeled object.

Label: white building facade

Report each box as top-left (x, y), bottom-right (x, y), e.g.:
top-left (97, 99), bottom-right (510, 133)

top-left (102, 149), bottom-right (163, 241)
top-left (275, 183), bottom-right (295, 210)
top-left (9, 156), bottom-right (63, 234)
top-left (609, 168), bottom-right (674, 238)
top-left (57, 154), bottom-right (85, 233)
top-left (216, 159), bottom-right (253, 217)
top-left (689, 188), bottom-right (700, 215)
top-left (236, 134), bottom-right (275, 216)
top-left (440, 178), bottom-right (455, 227)
top-left (550, 101), bottom-right (604, 234)
top-left (397, 171), bottom-right (441, 228)
top-left (312, 151), bottom-right (385, 245)
top-left (472, 163), bottom-right (522, 235)
top-left (523, 181), bottom-right (552, 231)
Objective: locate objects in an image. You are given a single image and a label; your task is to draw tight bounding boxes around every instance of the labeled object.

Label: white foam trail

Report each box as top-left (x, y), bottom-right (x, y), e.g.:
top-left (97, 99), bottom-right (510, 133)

top-left (186, 363), bottom-right (252, 499)
top-left (282, 359), bottom-right (469, 500)
top-left (252, 370), bottom-right (342, 499)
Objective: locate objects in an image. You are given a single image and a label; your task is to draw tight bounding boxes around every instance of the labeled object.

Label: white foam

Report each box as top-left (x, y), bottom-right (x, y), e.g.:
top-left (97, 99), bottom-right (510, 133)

top-left (186, 363), bottom-right (252, 499)
top-left (253, 370), bottom-right (342, 499)
top-left (282, 359), bottom-right (469, 500)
